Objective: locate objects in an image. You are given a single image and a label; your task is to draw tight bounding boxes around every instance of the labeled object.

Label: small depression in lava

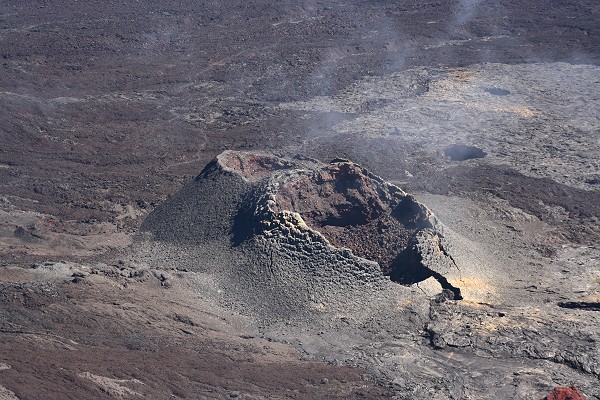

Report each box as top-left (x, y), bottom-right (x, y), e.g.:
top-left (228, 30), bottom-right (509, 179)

top-left (485, 87), bottom-right (511, 96)
top-left (444, 144), bottom-right (487, 161)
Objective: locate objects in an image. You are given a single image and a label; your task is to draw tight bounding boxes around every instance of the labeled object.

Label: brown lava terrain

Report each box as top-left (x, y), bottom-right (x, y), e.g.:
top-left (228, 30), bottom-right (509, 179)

top-left (1, 0), bottom-right (600, 399)
top-left (273, 160), bottom-right (428, 274)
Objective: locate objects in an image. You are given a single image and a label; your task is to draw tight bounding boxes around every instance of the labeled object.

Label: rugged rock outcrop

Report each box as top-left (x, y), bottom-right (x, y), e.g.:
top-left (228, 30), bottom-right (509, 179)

top-left (542, 386), bottom-right (586, 400)
top-left (140, 150), bottom-right (461, 319)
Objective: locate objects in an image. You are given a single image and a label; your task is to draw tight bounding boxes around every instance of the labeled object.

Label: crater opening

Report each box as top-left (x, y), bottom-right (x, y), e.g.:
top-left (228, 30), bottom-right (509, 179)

top-left (444, 144), bottom-right (487, 161)
top-left (273, 161), bottom-right (432, 274)
top-left (485, 87), bottom-right (510, 96)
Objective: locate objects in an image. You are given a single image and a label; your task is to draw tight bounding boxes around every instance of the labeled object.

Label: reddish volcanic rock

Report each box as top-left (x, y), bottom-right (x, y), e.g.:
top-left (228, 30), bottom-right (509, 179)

top-left (215, 151), bottom-right (439, 277)
top-left (273, 159), bottom-right (431, 273)
top-left (542, 386), bottom-right (585, 400)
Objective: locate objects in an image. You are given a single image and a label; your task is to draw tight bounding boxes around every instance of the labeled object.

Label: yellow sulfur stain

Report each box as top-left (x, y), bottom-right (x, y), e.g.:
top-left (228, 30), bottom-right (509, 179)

top-left (450, 277), bottom-right (495, 302)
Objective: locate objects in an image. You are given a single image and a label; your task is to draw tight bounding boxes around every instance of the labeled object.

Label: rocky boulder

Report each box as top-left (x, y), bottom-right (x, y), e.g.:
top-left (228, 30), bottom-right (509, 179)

top-left (542, 386), bottom-right (586, 400)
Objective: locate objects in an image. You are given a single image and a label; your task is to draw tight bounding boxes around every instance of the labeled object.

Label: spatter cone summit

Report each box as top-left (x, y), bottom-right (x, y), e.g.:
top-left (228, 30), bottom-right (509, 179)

top-left (141, 150), bottom-right (461, 319)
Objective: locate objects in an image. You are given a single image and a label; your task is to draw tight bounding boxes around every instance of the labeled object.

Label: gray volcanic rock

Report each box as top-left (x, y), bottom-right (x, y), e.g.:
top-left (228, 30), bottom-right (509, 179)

top-left (140, 150), bottom-right (460, 320)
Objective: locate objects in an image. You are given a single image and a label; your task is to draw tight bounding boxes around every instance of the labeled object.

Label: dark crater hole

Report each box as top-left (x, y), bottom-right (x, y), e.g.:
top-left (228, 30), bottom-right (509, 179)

top-left (444, 144), bottom-right (487, 161)
top-left (485, 87), bottom-right (511, 96)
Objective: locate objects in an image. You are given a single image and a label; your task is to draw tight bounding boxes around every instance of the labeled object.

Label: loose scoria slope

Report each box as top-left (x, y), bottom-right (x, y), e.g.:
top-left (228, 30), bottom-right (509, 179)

top-left (140, 150), bottom-right (461, 321)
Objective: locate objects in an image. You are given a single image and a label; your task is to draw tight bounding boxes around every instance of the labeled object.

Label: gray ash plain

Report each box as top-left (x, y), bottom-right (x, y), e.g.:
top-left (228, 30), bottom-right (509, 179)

top-left (1, 0), bottom-right (599, 399)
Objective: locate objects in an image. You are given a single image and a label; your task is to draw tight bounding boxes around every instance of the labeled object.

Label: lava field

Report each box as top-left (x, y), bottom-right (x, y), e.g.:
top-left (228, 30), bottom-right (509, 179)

top-left (1, 0), bottom-right (599, 399)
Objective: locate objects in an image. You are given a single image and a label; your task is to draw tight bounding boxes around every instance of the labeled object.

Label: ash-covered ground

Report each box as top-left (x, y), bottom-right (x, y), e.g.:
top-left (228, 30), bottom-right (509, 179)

top-left (1, 0), bottom-right (599, 399)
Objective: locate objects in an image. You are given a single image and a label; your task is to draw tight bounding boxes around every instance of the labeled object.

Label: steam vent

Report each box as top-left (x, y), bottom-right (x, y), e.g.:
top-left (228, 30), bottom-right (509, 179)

top-left (141, 150), bottom-right (462, 319)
